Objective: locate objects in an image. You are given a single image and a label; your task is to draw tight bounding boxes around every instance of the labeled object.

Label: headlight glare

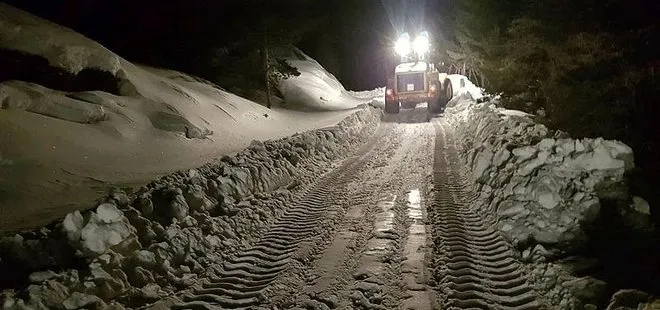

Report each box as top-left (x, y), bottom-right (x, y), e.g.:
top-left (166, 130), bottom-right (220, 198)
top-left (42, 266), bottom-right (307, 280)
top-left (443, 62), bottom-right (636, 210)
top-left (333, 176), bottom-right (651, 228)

top-left (394, 33), bottom-right (411, 57)
top-left (413, 31), bottom-right (430, 55)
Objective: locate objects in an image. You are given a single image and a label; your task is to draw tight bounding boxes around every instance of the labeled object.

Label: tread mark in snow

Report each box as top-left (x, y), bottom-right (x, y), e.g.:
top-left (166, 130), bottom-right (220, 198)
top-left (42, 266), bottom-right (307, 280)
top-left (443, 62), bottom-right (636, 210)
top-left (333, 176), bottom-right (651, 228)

top-left (170, 125), bottom-right (390, 310)
top-left (429, 121), bottom-right (550, 310)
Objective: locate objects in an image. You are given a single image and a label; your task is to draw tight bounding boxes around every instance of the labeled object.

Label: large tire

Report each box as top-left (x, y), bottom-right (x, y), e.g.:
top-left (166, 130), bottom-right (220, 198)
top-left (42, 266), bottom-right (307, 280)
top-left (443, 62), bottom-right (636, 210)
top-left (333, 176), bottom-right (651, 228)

top-left (428, 82), bottom-right (443, 114)
top-left (428, 96), bottom-right (442, 114)
top-left (443, 79), bottom-right (454, 106)
top-left (385, 99), bottom-right (400, 114)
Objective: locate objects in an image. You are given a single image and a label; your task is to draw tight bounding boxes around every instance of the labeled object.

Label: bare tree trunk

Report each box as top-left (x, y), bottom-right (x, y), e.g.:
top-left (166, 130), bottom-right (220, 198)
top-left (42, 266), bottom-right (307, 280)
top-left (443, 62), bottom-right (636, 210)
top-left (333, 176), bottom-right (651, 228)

top-left (264, 19), bottom-right (272, 109)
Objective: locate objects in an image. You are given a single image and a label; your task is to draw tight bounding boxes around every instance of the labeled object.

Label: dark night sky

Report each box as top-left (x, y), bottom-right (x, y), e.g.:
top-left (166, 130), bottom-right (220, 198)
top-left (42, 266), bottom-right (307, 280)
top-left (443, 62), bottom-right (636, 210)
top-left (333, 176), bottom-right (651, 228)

top-left (2, 0), bottom-right (448, 90)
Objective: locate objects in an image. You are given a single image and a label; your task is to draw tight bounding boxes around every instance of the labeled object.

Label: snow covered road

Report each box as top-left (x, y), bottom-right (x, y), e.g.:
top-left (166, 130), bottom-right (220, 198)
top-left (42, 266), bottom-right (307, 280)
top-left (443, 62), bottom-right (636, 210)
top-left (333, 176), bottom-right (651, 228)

top-left (1, 4), bottom-right (654, 308)
top-left (429, 121), bottom-right (547, 309)
top-left (3, 96), bottom-right (651, 309)
top-left (148, 112), bottom-right (546, 310)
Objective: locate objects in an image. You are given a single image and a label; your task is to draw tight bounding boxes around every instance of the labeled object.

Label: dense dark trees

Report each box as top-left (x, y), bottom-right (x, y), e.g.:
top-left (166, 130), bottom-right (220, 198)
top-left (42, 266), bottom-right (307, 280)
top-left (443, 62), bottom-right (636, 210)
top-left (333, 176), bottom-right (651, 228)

top-left (436, 0), bottom-right (660, 203)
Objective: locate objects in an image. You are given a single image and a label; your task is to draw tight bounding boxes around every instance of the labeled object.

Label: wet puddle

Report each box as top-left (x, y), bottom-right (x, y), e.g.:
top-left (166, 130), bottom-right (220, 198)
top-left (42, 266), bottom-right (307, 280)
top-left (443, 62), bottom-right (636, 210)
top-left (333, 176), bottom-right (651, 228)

top-left (364, 194), bottom-right (397, 256)
top-left (354, 194), bottom-right (397, 279)
top-left (401, 189), bottom-right (432, 309)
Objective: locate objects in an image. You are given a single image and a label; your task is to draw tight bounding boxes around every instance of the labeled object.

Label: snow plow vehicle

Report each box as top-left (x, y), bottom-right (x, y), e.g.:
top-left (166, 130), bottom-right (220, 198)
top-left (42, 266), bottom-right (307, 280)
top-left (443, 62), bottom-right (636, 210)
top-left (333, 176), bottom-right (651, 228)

top-left (384, 61), bottom-right (453, 115)
top-left (384, 31), bottom-right (453, 118)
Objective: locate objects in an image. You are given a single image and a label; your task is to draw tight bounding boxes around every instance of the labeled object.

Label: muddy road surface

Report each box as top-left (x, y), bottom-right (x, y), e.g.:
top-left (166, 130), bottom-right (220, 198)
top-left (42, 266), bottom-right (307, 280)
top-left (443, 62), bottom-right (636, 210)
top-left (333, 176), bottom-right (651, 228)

top-left (155, 110), bottom-right (549, 310)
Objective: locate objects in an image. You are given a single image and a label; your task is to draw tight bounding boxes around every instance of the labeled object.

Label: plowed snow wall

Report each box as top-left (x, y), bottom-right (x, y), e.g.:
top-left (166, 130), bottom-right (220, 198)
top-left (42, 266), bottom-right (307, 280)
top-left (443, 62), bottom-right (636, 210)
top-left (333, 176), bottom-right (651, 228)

top-left (0, 107), bottom-right (380, 309)
top-left (445, 94), bottom-right (639, 252)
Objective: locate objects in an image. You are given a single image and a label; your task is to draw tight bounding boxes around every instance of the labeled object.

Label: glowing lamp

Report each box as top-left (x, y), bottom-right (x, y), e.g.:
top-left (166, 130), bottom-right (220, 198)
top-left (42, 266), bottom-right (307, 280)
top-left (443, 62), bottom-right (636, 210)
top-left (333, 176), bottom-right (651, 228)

top-left (413, 31), bottom-right (430, 56)
top-left (394, 33), bottom-right (411, 57)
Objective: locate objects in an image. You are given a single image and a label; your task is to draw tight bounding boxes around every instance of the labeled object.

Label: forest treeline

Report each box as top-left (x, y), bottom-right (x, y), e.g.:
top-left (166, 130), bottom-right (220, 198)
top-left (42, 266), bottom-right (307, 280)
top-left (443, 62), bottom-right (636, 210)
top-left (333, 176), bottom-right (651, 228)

top-left (436, 0), bottom-right (660, 203)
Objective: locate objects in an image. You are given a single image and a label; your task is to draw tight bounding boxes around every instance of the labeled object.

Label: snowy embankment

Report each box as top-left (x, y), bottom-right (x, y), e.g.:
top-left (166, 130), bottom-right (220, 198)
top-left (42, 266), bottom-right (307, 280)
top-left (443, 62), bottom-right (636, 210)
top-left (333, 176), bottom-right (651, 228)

top-left (444, 78), bottom-right (657, 309)
top-left (0, 108), bottom-right (379, 310)
top-left (447, 95), bottom-right (642, 250)
top-left (0, 3), bottom-right (375, 233)
top-left (346, 87), bottom-right (386, 108)
top-left (0, 3), bottom-right (386, 309)
top-left (278, 49), bottom-right (384, 110)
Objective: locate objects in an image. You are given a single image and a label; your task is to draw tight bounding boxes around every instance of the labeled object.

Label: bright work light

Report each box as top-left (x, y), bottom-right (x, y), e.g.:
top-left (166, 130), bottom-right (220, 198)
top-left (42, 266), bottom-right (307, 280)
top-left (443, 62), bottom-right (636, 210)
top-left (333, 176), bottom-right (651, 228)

top-left (413, 31), bottom-right (430, 56)
top-left (394, 33), bottom-right (411, 57)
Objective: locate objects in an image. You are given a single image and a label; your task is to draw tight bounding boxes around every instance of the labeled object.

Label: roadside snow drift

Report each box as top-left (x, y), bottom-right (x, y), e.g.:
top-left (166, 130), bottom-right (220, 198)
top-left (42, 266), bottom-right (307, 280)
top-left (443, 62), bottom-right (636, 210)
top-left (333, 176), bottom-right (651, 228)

top-left (0, 3), bottom-right (372, 233)
top-left (347, 87), bottom-right (386, 108)
top-left (443, 79), bottom-right (656, 309)
top-left (445, 93), bottom-right (647, 251)
top-left (278, 49), bottom-right (384, 110)
top-left (446, 74), bottom-right (484, 100)
top-left (0, 108), bottom-right (380, 310)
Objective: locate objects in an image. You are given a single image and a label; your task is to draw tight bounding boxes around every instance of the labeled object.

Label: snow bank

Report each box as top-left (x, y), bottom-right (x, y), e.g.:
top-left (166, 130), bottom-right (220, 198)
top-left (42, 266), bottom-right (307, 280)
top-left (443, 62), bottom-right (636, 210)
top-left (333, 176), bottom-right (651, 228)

top-left (278, 49), bottom-right (383, 110)
top-left (0, 107), bottom-right (379, 309)
top-left (446, 74), bottom-right (484, 100)
top-left (446, 93), bottom-right (646, 250)
top-left (0, 4), bottom-right (373, 233)
top-left (444, 77), bottom-right (656, 308)
top-left (346, 87), bottom-right (386, 108)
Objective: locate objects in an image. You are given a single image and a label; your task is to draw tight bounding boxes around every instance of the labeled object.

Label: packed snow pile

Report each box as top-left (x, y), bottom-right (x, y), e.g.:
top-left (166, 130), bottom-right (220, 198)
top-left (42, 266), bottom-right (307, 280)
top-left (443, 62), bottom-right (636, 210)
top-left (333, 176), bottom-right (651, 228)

top-left (0, 107), bottom-right (379, 309)
top-left (445, 94), bottom-right (650, 251)
top-left (444, 83), bottom-right (657, 309)
top-left (446, 74), bottom-right (485, 100)
top-left (278, 49), bottom-right (383, 110)
top-left (0, 3), bottom-right (371, 233)
top-left (346, 87), bottom-right (386, 108)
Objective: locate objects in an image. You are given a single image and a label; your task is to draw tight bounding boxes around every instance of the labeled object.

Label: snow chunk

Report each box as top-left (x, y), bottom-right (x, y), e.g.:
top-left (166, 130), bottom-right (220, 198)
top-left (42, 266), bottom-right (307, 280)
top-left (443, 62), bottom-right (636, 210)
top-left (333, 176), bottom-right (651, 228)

top-left (62, 211), bottom-right (84, 242)
top-left (63, 292), bottom-right (106, 310)
top-left (602, 140), bottom-right (635, 170)
top-left (631, 196), bottom-right (650, 215)
top-left (538, 138), bottom-right (555, 151)
top-left (473, 147), bottom-right (494, 181)
top-left (77, 203), bottom-right (137, 256)
top-left (96, 203), bottom-right (123, 223)
top-left (512, 146), bottom-right (537, 160)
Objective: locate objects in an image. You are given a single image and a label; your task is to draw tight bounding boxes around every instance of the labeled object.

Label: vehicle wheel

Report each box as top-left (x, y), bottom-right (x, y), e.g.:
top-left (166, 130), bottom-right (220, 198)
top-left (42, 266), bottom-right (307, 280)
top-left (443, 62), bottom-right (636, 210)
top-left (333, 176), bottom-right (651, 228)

top-left (427, 82), bottom-right (443, 114)
top-left (443, 79), bottom-right (454, 106)
top-left (385, 99), bottom-right (400, 114)
top-left (428, 96), bottom-right (442, 114)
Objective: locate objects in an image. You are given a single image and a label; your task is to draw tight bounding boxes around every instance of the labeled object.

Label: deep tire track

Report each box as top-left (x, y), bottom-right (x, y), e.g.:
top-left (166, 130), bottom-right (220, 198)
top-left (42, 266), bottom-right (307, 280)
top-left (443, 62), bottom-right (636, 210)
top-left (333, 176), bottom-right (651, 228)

top-left (252, 122), bottom-right (435, 310)
top-left (170, 125), bottom-right (391, 310)
top-left (429, 121), bottom-right (549, 310)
